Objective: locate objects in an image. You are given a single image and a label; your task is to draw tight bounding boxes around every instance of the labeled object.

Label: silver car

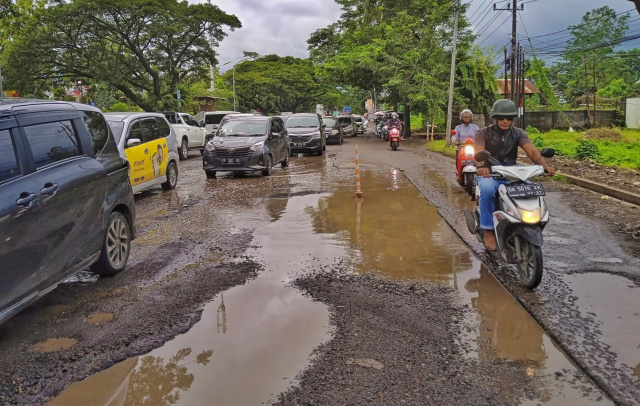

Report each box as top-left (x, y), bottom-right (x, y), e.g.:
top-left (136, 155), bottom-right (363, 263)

top-left (104, 112), bottom-right (180, 193)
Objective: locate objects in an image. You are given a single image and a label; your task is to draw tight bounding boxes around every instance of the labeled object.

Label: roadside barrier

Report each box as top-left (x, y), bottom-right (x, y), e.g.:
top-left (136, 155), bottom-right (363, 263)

top-left (355, 144), bottom-right (364, 198)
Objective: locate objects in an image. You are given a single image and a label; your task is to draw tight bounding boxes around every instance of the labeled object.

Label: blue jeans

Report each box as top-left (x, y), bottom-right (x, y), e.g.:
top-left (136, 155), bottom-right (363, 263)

top-left (477, 176), bottom-right (509, 230)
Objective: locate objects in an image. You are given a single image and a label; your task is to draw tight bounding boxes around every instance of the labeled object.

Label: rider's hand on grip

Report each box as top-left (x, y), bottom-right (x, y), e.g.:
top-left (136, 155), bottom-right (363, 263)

top-left (477, 167), bottom-right (491, 178)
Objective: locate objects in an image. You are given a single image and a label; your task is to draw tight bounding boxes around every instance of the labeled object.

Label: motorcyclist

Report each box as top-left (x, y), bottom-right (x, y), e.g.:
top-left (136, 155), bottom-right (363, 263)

top-left (475, 99), bottom-right (556, 251)
top-left (386, 112), bottom-right (403, 140)
top-left (452, 108), bottom-right (479, 161)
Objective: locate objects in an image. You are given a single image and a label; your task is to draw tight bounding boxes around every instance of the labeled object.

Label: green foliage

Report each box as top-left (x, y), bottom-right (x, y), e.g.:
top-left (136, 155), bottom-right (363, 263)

top-left (425, 140), bottom-right (456, 158)
top-left (575, 138), bottom-right (600, 160)
top-left (533, 137), bottom-right (544, 149)
top-left (526, 126), bottom-right (541, 134)
top-left (107, 102), bottom-right (129, 112)
top-left (4, 0), bottom-right (241, 111)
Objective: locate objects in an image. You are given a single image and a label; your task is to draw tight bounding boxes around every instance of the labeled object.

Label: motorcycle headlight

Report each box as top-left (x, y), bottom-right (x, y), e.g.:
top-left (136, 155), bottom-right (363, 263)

top-left (206, 141), bottom-right (216, 151)
top-left (519, 208), bottom-right (541, 224)
top-left (250, 141), bottom-right (265, 152)
top-left (464, 145), bottom-right (474, 156)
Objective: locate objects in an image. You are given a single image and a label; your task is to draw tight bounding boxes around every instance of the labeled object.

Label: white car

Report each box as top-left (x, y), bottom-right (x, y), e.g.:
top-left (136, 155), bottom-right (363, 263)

top-left (163, 112), bottom-right (207, 160)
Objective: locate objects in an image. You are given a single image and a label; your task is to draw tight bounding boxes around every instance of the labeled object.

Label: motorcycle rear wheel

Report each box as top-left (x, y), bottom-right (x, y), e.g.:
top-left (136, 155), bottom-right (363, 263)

top-left (517, 238), bottom-right (543, 289)
top-left (391, 141), bottom-right (398, 151)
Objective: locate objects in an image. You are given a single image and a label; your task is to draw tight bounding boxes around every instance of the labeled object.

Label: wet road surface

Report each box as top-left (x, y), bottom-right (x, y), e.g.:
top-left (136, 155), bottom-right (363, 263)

top-left (46, 141), bottom-right (609, 405)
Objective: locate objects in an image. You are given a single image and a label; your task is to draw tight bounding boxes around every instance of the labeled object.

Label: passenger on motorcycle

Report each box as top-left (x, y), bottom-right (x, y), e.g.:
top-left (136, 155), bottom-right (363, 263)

top-left (475, 99), bottom-right (556, 251)
top-left (452, 109), bottom-right (479, 160)
top-left (386, 112), bottom-right (403, 140)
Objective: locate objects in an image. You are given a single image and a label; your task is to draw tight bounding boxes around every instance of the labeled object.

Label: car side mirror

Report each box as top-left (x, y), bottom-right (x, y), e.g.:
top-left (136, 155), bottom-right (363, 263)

top-left (540, 148), bottom-right (555, 158)
top-left (271, 132), bottom-right (281, 138)
top-left (127, 138), bottom-right (142, 147)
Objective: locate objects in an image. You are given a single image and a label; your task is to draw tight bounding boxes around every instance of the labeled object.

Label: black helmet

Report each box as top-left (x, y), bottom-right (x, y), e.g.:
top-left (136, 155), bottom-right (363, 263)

top-left (489, 99), bottom-right (518, 118)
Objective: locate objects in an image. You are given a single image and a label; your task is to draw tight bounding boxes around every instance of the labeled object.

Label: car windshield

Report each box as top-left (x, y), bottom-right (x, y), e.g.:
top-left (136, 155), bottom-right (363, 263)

top-left (337, 117), bottom-right (351, 124)
top-left (205, 114), bottom-right (228, 125)
top-left (322, 118), bottom-right (337, 126)
top-left (217, 120), bottom-right (267, 137)
top-left (106, 120), bottom-right (124, 143)
top-left (286, 116), bottom-right (319, 128)
top-left (354, 117), bottom-right (363, 122)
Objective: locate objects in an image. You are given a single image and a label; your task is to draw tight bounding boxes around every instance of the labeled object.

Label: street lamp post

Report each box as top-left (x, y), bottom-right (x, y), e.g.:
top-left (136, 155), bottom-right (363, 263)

top-left (210, 61), bottom-right (231, 92)
top-left (233, 57), bottom-right (255, 111)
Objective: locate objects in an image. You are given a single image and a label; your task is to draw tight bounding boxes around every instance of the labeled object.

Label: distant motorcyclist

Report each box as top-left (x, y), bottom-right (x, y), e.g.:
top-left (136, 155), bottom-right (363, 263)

top-left (452, 109), bottom-right (479, 161)
top-left (475, 99), bottom-right (556, 251)
top-left (386, 112), bottom-right (403, 140)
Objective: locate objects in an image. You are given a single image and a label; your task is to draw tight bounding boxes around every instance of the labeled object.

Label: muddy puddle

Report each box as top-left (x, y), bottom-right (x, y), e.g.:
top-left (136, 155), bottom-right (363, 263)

top-left (50, 164), bottom-right (609, 405)
top-left (33, 338), bottom-right (77, 353)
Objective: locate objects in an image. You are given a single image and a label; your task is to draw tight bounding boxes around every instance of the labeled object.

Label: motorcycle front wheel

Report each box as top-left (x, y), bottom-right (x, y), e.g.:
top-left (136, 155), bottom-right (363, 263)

top-left (517, 238), bottom-right (543, 289)
top-left (464, 172), bottom-right (475, 200)
top-left (391, 141), bottom-right (398, 151)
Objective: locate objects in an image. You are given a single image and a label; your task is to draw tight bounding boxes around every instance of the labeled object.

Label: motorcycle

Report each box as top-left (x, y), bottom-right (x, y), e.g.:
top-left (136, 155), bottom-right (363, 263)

top-left (389, 126), bottom-right (401, 151)
top-left (464, 148), bottom-right (555, 289)
top-left (452, 130), bottom-right (477, 199)
top-left (382, 124), bottom-right (390, 141)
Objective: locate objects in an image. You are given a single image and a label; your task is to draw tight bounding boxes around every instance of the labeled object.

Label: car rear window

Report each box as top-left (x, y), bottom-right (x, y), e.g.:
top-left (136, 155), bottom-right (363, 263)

top-left (205, 114), bottom-right (227, 125)
top-left (0, 129), bottom-right (19, 183)
top-left (338, 117), bottom-right (352, 124)
top-left (80, 111), bottom-right (109, 155)
top-left (322, 118), bottom-right (337, 126)
top-left (24, 121), bottom-right (82, 169)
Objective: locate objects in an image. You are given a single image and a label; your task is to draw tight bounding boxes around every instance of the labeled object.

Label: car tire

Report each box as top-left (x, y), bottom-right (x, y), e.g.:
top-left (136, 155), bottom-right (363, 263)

top-left (262, 156), bottom-right (273, 176)
top-left (205, 170), bottom-right (216, 179)
top-left (162, 161), bottom-right (178, 190)
top-left (200, 149), bottom-right (204, 156)
top-left (281, 152), bottom-right (289, 167)
top-left (179, 138), bottom-right (189, 160)
top-left (90, 211), bottom-right (131, 276)
top-left (317, 148), bottom-right (323, 156)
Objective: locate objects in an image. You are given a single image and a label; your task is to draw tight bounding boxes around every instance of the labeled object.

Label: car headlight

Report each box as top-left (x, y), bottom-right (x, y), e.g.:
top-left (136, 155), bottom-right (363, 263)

top-left (519, 207), bottom-right (541, 224)
top-left (206, 141), bottom-right (216, 151)
top-left (311, 131), bottom-right (321, 139)
top-left (464, 145), bottom-right (474, 156)
top-left (250, 141), bottom-right (265, 152)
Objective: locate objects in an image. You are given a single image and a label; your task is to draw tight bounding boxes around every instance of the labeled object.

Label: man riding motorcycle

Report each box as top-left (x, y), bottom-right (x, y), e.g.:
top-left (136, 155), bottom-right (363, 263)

top-left (475, 99), bottom-right (556, 251)
top-left (386, 112), bottom-right (403, 140)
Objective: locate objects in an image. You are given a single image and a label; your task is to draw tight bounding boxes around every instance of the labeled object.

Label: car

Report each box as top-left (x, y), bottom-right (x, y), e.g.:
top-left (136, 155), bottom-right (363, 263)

top-left (162, 112), bottom-right (207, 160)
top-left (353, 114), bottom-right (365, 134)
top-left (337, 115), bottom-right (357, 137)
top-left (104, 112), bottom-right (179, 193)
top-left (202, 115), bottom-right (289, 178)
top-left (286, 113), bottom-right (327, 156)
top-left (0, 99), bottom-right (136, 324)
top-left (275, 115), bottom-right (290, 126)
top-left (321, 116), bottom-right (344, 145)
top-left (196, 111), bottom-right (240, 138)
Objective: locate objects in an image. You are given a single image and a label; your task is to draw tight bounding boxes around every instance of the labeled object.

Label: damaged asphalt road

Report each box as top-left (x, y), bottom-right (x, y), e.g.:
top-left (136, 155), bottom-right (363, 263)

top-left (0, 131), bottom-right (634, 405)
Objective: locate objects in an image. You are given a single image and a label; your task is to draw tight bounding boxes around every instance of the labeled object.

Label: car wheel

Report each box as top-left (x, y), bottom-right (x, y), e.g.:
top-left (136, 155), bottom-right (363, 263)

top-left (200, 149), bottom-right (204, 156)
top-left (281, 152), bottom-right (290, 167)
top-left (162, 161), bottom-right (178, 190)
top-left (90, 211), bottom-right (130, 276)
top-left (179, 138), bottom-right (189, 160)
top-left (262, 156), bottom-right (273, 176)
top-left (205, 170), bottom-right (216, 179)
top-left (317, 148), bottom-right (323, 156)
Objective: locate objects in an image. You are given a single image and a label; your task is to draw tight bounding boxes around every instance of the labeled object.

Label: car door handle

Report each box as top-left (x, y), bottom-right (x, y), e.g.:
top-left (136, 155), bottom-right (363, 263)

top-left (16, 192), bottom-right (37, 207)
top-left (41, 183), bottom-right (59, 196)
top-left (144, 148), bottom-right (149, 154)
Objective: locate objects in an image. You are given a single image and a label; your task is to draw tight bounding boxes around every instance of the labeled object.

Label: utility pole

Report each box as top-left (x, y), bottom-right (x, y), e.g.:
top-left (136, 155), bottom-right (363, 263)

top-left (209, 65), bottom-right (215, 92)
top-left (583, 54), bottom-right (591, 127)
top-left (0, 63), bottom-right (4, 98)
top-left (445, 0), bottom-right (460, 146)
top-left (494, 1), bottom-right (523, 102)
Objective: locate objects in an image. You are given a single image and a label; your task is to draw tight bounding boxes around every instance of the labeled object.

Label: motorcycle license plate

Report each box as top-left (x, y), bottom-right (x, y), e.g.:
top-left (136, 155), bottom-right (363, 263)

top-left (506, 184), bottom-right (545, 198)
top-left (462, 160), bottom-right (475, 165)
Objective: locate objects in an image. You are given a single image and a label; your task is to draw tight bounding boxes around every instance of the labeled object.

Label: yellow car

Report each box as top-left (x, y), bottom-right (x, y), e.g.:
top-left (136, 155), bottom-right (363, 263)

top-left (104, 113), bottom-right (179, 192)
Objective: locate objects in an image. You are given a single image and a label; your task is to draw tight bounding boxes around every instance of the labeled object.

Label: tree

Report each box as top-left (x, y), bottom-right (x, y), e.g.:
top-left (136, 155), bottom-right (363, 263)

top-left (3, 0), bottom-right (240, 111)
top-left (222, 55), bottom-right (322, 114)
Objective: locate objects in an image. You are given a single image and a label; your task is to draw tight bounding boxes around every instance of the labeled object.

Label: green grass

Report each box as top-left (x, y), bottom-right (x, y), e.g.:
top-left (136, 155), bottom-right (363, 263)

top-left (425, 140), bottom-right (456, 158)
top-left (530, 128), bottom-right (640, 169)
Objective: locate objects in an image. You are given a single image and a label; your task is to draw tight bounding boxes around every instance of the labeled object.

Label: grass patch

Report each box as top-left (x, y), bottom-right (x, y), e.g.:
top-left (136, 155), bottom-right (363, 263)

top-left (529, 128), bottom-right (640, 170)
top-left (425, 140), bottom-right (456, 158)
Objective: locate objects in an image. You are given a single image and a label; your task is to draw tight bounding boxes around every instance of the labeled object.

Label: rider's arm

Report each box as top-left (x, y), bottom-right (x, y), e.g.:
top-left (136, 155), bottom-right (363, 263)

top-left (474, 129), bottom-right (490, 177)
top-left (522, 143), bottom-right (556, 176)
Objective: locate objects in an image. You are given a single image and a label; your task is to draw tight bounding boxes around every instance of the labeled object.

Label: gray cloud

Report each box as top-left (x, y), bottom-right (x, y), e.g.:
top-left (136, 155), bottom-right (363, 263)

top-left (191, 0), bottom-right (342, 70)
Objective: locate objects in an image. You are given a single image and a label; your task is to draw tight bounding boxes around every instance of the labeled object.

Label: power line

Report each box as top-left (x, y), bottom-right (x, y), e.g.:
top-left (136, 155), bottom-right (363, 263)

top-left (479, 14), bottom-right (512, 45)
top-left (468, 0), bottom-right (490, 20)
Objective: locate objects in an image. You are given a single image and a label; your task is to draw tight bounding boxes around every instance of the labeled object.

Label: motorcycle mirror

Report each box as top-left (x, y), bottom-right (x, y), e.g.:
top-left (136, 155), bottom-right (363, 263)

top-left (540, 148), bottom-right (555, 158)
top-left (474, 150), bottom-right (491, 162)
top-left (450, 130), bottom-right (456, 136)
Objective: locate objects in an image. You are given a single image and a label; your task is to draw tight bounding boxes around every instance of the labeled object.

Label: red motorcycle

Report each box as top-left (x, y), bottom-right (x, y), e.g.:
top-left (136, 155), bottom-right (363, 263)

top-left (389, 126), bottom-right (401, 151)
top-left (452, 130), bottom-right (477, 199)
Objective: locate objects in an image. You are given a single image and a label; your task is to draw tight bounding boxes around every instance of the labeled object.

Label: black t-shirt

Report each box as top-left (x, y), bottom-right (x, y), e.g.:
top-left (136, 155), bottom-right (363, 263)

top-left (474, 124), bottom-right (531, 166)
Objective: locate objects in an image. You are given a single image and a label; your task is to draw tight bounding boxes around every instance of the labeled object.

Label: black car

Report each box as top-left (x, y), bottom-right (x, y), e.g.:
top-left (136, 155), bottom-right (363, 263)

top-left (0, 99), bottom-right (136, 324)
top-left (322, 116), bottom-right (344, 145)
top-left (202, 115), bottom-right (289, 178)
top-left (286, 113), bottom-right (326, 156)
top-left (337, 115), bottom-right (357, 137)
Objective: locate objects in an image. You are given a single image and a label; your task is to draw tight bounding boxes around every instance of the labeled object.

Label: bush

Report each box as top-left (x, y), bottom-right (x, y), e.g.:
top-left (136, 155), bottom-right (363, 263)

top-left (525, 125), bottom-right (541, 134)
top-left (533, 136), bottom-right (544, 149)
top-left (575, 138), bottom-right (600, 160)
top-left (107, 102), bottom-right (129, 112)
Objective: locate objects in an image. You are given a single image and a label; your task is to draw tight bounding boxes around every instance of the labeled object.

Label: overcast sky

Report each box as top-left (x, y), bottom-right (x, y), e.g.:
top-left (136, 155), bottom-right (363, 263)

top-left (199, 0), bottom-right (639, 69)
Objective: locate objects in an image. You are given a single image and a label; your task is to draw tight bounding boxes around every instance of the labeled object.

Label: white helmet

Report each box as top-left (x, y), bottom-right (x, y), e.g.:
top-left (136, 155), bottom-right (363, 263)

top-left (460, 109), bottom-right (473, 120)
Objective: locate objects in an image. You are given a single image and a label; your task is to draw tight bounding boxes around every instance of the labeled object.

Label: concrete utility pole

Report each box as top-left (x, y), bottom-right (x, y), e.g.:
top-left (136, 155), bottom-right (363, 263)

top-left (209, 65), bottom-right (215, 92)
top-left (445, 0), bottom-right (460, 146)
top-left (0, 63), bottom-right (4, 98)
top-left (494, 0), bottom-right (523, 102)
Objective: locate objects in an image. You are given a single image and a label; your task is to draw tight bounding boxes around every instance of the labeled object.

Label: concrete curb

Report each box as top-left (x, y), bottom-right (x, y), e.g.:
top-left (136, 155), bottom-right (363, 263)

top-left (559, 172), bottom-right (640, 206)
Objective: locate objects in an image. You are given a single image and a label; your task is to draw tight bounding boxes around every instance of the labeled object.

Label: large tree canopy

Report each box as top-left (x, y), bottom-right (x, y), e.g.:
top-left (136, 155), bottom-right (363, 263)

top-left (4, 0), bottom-right (240, 111)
